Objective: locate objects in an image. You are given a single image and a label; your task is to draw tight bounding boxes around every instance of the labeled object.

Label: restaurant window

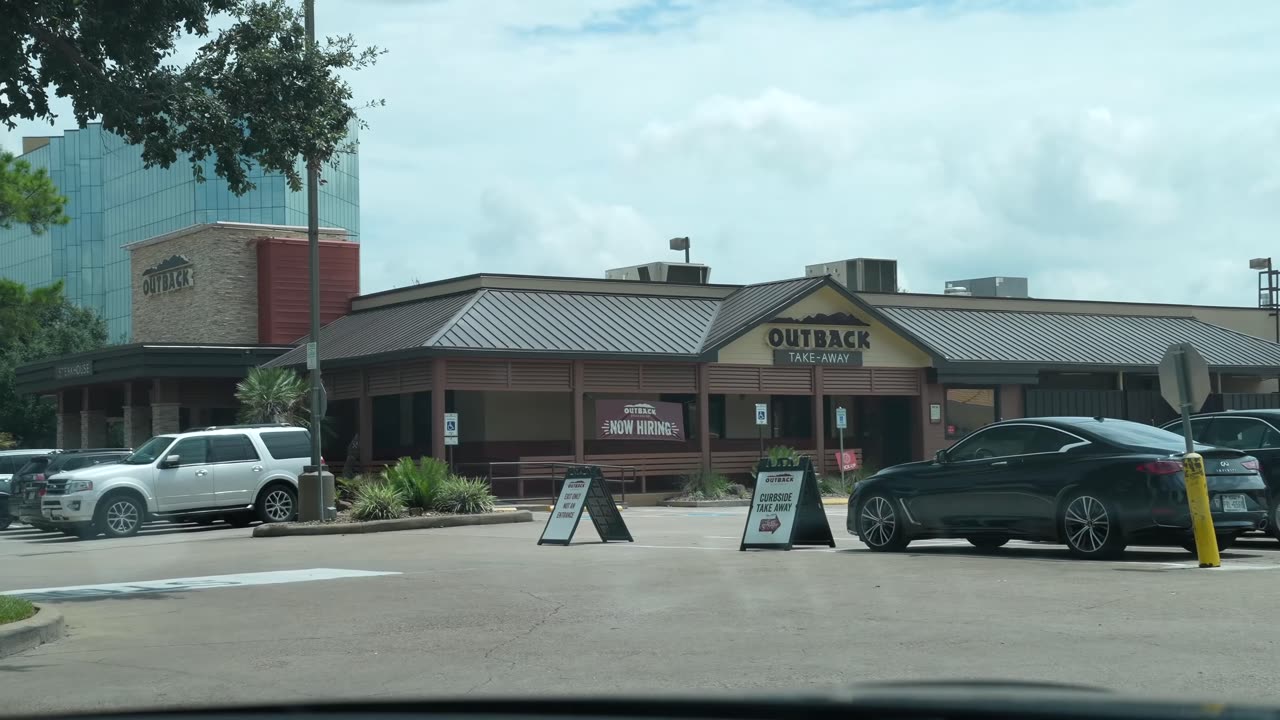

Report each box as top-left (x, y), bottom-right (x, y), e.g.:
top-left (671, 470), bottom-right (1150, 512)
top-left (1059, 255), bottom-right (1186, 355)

top-left (660, 394), bottom-right (696, 440)
top-left (709, 395), bottom-right (726, 439)
top-left (945, 388), bottom-right (997, 439)
top-left (771, 396), bottom-right (812, 438)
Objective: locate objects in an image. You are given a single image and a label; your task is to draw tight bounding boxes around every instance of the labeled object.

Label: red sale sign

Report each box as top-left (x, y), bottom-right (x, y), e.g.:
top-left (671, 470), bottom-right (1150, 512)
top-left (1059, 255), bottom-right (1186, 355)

top-left (835, 450), bottom-right (859, 472)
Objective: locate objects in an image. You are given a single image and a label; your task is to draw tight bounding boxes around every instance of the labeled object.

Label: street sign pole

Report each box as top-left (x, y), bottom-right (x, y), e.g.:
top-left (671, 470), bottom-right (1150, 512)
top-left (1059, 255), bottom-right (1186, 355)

top-left (754, 403), bottom-right (768, 457)
top-left (1175, 347), bottom-right (1195, 455)
top-left (835, 406), bottom-right (848, 482)
top-left (1158, 342), bottom-right (1219, 568)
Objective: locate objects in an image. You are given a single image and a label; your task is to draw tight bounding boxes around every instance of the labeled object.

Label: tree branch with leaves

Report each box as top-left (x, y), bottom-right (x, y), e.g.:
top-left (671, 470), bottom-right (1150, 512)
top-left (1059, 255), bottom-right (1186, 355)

top-left (5, 0), bottom-right (384, 195)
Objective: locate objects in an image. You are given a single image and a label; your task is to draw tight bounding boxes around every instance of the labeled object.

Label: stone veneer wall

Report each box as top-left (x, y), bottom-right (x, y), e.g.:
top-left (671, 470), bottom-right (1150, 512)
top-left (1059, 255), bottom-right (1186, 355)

top-left (130, 224), bottom-right (347, 344)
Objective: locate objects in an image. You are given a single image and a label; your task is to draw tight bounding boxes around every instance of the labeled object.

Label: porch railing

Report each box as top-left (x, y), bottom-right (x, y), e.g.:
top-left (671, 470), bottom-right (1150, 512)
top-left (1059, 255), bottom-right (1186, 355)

top-left (487, 461), bottom-right (638, 502)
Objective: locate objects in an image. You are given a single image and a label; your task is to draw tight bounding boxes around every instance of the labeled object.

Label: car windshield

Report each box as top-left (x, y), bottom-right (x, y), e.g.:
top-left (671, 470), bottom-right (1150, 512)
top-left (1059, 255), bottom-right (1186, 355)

top-left (1080, 420), bottom-right (1214, 453)
top-left (15, 457), bottom-right (51, 476)
top-left (120, 436), bottom-right (176, 465)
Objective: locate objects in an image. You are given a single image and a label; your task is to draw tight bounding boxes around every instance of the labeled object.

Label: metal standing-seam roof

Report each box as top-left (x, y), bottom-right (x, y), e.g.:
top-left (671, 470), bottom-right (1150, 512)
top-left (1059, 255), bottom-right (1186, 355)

top-left (699, 276), bottom-right (825, 351)
top-left (434, 289), bottom-right (719, 355)
top-left (265, 291), bottom-right (476, 367)
top-left (876, 306), bottom-right (1280, 369)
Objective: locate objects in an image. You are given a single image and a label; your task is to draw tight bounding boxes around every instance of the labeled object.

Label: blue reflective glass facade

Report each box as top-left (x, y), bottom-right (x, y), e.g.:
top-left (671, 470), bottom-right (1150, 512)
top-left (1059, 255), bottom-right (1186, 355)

top-left (1, 124), bottom-right (360, 343)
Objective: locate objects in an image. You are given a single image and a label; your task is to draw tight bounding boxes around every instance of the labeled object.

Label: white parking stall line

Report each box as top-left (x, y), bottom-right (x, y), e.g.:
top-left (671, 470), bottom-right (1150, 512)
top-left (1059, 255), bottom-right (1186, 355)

top-left (1, 568), bottom-right (402, 601)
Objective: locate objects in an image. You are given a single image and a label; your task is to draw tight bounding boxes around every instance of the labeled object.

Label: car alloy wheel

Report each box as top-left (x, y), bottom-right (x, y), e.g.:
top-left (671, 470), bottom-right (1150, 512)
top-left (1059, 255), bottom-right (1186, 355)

top-left (103, 497), bottom-right (141, 537)
top-left (1061, 492), bottom-right (1125, 559)
top-left (859, 495), bottom-right (907, 551)
top-left (1064, 495), bottom-right (1109, 553)
top-left (264, 488), bottom-right (294, 522)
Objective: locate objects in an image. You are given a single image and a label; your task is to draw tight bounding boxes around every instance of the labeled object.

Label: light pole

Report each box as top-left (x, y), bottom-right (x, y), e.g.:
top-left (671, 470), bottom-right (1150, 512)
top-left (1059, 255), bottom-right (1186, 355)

top-left (1249, 257), bottom-right (1279, 392)
top-left (669, 236), bottom-right (690, 263)
top-left (305, 0), bottom-right (324, 500)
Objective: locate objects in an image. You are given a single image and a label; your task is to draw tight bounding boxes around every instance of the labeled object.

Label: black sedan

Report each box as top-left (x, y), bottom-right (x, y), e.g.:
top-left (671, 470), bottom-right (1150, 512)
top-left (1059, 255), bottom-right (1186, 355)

top-left (847, 417), bottom-right (1267, 559)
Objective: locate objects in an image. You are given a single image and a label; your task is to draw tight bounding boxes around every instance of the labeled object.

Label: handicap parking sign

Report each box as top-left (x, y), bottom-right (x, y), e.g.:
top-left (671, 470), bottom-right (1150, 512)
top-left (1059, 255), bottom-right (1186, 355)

top-left (444, 412), bottom-right (458, 438)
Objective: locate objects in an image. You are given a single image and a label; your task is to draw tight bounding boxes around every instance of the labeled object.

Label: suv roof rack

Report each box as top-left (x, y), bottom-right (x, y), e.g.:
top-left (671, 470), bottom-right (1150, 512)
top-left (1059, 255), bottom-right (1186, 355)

top-left (198, 423), bottom-right (297, 431)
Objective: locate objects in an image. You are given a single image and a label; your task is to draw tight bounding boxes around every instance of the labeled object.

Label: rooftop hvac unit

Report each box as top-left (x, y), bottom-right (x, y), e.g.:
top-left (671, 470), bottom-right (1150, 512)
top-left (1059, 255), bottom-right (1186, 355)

top-left (944, 285), bottom-right (972, 296)
top-left (605, 261), bottom-right (712, 284)
top-left (805, 258), bottom-right (898, 293)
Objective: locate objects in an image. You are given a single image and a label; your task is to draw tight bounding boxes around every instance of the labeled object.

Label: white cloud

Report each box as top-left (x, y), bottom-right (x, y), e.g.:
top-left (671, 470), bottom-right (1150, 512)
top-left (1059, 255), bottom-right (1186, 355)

top-left (623, 88), bottom-right (859, 184)
top-left (7, 0), bottom-right (1280, 307)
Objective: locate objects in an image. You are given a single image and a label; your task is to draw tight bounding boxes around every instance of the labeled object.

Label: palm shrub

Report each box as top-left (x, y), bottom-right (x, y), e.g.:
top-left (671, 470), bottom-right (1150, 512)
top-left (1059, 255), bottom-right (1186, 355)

top-left (383, 456), bottom-right (448, 509)
top-left (819, 475), bottom-right (856, 496)
top-left (767, 445), bottom-right (801, 463)
top-left (350, 482), bottom-right (405, 521)
top-left (336, 473), bottom-right (374, 503)
top-left (433, 476), bottom-right (496, 514)
top-left (235, 367), bottom-right (309, 425)
top-left (681, 471), bottom-right (729, 499)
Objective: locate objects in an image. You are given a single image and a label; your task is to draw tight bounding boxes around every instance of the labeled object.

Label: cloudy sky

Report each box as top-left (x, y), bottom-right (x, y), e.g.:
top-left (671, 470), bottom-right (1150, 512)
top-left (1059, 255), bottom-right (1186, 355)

top-left (7, 0), bottom-right (1280, 305)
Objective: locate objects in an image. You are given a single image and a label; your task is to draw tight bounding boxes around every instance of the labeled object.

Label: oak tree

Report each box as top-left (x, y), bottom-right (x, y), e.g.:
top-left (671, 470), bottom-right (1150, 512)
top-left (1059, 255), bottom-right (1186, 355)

top-left (4, 0), bottom-right (383, 195)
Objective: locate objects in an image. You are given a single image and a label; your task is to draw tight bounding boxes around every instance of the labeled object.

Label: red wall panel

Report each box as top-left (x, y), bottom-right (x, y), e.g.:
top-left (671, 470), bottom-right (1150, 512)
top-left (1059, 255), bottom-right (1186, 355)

top-left (257, 237), bottom-right (360, 344)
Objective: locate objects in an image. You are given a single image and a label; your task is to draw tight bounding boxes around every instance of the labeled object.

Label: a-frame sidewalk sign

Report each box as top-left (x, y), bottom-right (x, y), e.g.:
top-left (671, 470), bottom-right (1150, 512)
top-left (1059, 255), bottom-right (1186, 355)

top-left (538, 465), bottom-right (633, 546)
top-left (740, 455), bottom-right (835, 551)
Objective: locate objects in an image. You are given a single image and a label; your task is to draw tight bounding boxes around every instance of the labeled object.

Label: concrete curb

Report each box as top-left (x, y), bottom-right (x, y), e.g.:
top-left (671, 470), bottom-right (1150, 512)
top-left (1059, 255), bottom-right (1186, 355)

top-left (822, 497), bottom-right (849, 506)
top-left (252, 510), bottom-right (533, 537)
top-left (660, 499), bottom-right (752, 508)
top-left (497, 504), bottom-right (631, 512)
top-left (0, 606), bottom-right (65, 659)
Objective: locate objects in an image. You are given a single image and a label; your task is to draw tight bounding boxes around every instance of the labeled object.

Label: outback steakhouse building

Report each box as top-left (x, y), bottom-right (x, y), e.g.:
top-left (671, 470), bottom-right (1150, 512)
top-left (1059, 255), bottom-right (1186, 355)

top-left (261, 261), bottom-right (1280, 494)
top-left (19, 238), bottom-right (1280, 495)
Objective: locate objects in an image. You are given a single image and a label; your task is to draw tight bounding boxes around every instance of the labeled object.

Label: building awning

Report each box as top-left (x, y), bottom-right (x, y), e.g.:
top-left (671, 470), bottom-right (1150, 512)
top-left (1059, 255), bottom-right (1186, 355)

top-left (875, 306), bottom-right (1280, 377)
top-left (15, 344), bottom-right (292, 395)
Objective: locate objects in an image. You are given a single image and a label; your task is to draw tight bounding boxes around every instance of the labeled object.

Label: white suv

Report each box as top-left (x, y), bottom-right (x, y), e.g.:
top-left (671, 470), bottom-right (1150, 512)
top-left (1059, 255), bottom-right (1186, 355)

top-left (41, 424), bottom-right (314, 539)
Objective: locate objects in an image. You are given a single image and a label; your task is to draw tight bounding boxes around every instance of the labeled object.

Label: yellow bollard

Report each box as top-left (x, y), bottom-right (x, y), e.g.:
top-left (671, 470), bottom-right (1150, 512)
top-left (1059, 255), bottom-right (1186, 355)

top-left (1183, 452), bottom-right (1220, 568)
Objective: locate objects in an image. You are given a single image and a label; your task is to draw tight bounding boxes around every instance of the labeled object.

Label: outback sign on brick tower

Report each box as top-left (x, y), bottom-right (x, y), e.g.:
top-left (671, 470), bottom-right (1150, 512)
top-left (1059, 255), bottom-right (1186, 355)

top-left (141, 255), bottom-right (195, 297)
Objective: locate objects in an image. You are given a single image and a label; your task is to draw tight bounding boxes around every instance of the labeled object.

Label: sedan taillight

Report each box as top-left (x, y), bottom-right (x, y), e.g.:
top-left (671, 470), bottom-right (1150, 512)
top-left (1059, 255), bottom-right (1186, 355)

top-left (34, 473), bottom-right (44, 482)
top-left (1138, 460), bottom-right (1183, 475)
top-left (1242, 459), bottom-right (1260, 471)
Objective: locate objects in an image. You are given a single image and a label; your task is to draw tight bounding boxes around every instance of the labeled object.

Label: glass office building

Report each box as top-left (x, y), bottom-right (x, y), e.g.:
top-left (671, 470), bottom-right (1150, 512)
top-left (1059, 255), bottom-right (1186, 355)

top-left (0, 123), bottom-right (360, 342)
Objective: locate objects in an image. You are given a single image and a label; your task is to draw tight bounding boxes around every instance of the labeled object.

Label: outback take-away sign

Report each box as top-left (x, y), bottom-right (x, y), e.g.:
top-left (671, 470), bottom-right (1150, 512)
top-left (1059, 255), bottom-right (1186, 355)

top-left (766, 311), bottom-right (870, 366)
top-left (595, 400), bottom-right (685, 441)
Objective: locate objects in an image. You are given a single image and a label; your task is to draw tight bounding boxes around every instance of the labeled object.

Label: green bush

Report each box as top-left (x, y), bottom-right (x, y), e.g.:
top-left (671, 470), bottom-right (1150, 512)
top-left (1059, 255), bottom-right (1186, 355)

top-left (383, 456), bottom-right (449, 509)
top-left (434, 476), bottom-right (496, 515)
top-left (726, 482), bottom-right (750, 499)
top-left (682, 471), bottom-right (729, 499)
top-left (350, 482), bottom-right (406, 521)
top-left (336, 473), bottom-right (374, 502)
top-left (767, 445), bottom-right (801, 463)
top-left (819, 475), bottom-right (856, 496)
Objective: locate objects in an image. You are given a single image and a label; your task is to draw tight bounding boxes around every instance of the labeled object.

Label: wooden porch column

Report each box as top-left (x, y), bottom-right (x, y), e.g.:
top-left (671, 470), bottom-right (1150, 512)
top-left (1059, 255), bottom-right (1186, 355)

top-left (697, 363), bottom-right (711, 473)
top-left (431, 357), bottom-right (446, 460)
top-left (358, 370), bottom-right (373, 468)
top-left (913, 369), bottom-right (929, 461)
top-left (572, 361), bottom-right (585, 463)
top-left (813, 366), bottom-right (826, 476)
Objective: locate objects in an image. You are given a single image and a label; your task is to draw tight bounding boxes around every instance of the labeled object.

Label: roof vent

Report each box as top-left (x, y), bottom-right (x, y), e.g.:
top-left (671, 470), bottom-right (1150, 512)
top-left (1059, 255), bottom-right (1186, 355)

top-left (945, 276), bottom-right (1029, 298)
top-left (606, 262), bottom-right (711, 285)
top-left (805, 258), bottom-right (898, 293)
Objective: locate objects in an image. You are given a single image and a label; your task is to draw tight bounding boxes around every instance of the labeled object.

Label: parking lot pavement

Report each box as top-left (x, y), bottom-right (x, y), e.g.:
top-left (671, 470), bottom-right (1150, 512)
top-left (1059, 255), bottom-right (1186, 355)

top-left (3, 507), bottom-right (1280, 713)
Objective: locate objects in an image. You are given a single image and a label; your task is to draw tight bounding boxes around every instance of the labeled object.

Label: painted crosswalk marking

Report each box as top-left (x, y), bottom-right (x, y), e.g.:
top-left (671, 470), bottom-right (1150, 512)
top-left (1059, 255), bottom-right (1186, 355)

top-left (1, 568), bottom-right (401, 601)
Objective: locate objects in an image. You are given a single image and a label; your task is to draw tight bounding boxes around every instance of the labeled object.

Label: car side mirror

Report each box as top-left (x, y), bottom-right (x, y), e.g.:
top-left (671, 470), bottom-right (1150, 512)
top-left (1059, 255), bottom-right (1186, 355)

top-left (159, 454), bottom-right (181, 469)
top-left (934, 449), bottom-right (948, 464)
